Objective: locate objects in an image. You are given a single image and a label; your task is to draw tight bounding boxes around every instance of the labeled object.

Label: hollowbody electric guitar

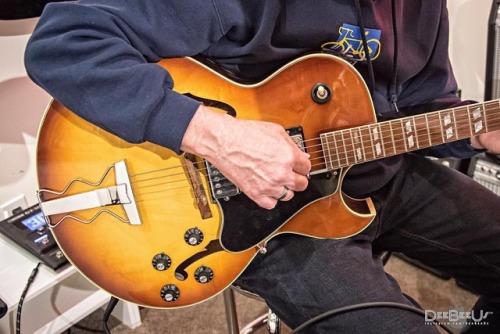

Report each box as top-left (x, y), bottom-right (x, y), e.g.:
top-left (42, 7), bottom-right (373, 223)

top-left (36, 53), bottom-right (500, 308)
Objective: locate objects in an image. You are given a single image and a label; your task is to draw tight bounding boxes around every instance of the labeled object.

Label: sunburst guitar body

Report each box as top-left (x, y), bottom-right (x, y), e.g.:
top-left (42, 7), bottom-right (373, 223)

top-left (37, 53), bottom-right (496, 308)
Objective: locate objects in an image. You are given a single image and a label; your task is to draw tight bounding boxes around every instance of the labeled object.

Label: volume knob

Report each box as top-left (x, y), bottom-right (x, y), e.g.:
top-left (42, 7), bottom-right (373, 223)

top-left (184, 227), bottom-right (204, 246)
top-left (160, 284), bottom-right (180, 302)
top-left (152, 253), bottom-right (171, 271)
top-left (194, 266), bottom-right (214, 284)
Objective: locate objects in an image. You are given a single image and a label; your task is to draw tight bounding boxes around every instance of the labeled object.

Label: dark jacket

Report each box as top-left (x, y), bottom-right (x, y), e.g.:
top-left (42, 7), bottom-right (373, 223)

top-left (24, 0), bottom-right (478, 196)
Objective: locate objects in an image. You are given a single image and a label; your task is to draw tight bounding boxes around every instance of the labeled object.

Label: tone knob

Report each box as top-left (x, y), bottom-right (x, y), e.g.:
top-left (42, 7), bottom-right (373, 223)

top-left (194, 266), bottom-right (214, 284)
top-left (152, 253), bottom-right (171, 271)
top-left (160, 284), bottom-right (180, 302)
top-left (184, 227), bottom-right (204, 246)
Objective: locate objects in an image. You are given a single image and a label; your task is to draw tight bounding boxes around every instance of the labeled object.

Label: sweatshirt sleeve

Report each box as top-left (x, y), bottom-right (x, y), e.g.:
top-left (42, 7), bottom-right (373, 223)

top-left (24, 0), bottom-right (225, 153)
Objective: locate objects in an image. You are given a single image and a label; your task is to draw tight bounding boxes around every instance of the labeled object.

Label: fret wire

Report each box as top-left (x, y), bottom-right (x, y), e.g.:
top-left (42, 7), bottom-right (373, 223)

top-left (441, 109), bottom-right (453, 142)
top-left (314, 102), bottom-right (500, 146)
top-left (328, 133), bottom-right (335, 170)
top-left (320, 134), bottom-right (330, 170)
top-left (486, 109), bottom-right (494, 131)
top-left (455, 106), bottom-right (472, 139)
top-left (452, 107), bottom-right (458, 140)
top-left (319, 133), bottom-right (333, 168)
top-left (411, 118), bottom-right (420, 149)
top-left (438, 111), bottom-right (445, 143)
top-left (308, 120), bottom-right (500, 171)
top-left (324, 121), bottom-right (480, 156)
top-left (374, 123), bottom-right (382, 158)
top-left (399, 119), bottom-right (408, 152)
top-left (359, 127), bottom-right (367, 163)
top-left (341, 130), bottom-right (350, 165)
top-left (424, 114), bottom-right (432, 146)
top-left (349, 128), bottom-right (358, 164)
top-left (335, 131), bottom-right (347, 167)
top-left (484, 103), bottom-right (489, 132)
top-left (354, 129), bottom-right (361, 162)
top-left (367, 124), bottom-right (376, 160)
top-left (353, 128), bottom-right (364, 163)
top-left (388, 122), bottom-right (396, 155)
top-left (431, 113), bottom-right (442, 146)
top-left (469, 103), bottom-right (486, 136)
top-left (347, 128), bottom-right (356, 163)
top-left (482, 103), bottom-right (488, 133)
top-left (329, 133), bottom-right (336, 170)
top-left (378, 123), bottom-right (386, 157)
top-left (466, 104), bottom-right (474, 136)
top-left (315, 101), bottom-right (500, 170)
top-left (332, 133), bottom-right (341, 168)
top-left (413, 115), bottom-right (425, 148)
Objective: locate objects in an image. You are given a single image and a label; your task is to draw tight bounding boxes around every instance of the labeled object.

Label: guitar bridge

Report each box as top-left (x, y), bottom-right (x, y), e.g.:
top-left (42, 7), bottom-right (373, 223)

top-left (183, 153), bottom-right (213, 219)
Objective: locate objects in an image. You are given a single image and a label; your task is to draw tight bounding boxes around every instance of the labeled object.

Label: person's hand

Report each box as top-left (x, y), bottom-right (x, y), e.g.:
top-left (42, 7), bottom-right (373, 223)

top-left (470, 131), bottom-right (500, 153)
top-left (181, 105), bottom-right (311, 209)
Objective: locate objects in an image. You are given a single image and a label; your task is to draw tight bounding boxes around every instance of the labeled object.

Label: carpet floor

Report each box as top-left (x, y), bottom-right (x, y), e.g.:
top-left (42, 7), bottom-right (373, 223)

top-left (69, 255), bottom-right (478, 334)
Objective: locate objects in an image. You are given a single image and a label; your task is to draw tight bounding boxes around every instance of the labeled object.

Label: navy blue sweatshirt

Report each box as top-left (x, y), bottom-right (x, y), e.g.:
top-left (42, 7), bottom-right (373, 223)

top-left (24, 0), bottom-right (479, 196)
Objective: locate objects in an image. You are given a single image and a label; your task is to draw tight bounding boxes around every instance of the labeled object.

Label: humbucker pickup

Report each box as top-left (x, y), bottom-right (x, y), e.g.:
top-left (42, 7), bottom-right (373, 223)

top-left (205, 161), bottom-right (240, 201)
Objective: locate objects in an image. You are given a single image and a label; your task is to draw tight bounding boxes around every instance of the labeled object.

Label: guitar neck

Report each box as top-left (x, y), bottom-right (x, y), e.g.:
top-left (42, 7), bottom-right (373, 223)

top-left (320, 100), bottom-right (500, 169)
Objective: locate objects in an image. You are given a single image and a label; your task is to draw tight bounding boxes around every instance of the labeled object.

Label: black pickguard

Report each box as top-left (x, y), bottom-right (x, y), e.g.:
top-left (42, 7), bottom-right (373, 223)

top-left (219, 171), bottom-right (339, 252)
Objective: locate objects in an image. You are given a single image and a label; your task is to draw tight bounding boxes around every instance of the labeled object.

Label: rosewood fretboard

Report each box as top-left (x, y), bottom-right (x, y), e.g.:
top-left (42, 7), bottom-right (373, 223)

top-left (319, 100), bottom-right (500, 170)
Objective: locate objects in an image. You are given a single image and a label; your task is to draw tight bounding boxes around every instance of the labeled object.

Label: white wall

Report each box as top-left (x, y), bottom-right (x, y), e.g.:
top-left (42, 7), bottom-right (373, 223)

top-left (448, 0), bottom-right (493, 101)
top-left (0, 18), bottom-right (51, 215)
top-left (0, 1), bottom-right (495, 214)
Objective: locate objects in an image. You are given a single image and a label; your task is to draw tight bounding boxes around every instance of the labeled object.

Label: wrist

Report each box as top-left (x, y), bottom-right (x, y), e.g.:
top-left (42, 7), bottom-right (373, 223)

top-left (180, 105), bottom-right (232, 158)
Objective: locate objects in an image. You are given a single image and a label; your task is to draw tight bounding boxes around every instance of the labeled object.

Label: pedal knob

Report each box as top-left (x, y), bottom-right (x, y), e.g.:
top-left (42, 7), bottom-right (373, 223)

top-left (184, 227), bottom-right (204, 246)
top-left (194, 266), bottom-right (214, 284)
top-left (152, 253), bottom-right (171, 271)
top-left (160, 284), bottom-right (180, 302)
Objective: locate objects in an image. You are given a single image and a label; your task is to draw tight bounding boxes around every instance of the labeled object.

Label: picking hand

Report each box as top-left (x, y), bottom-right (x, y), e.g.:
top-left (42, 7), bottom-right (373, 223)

top-left (181, 105), bottom-right (311, 209)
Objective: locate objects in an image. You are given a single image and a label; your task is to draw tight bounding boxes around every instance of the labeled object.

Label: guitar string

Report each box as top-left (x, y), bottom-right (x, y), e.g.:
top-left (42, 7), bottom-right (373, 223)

top-left (130, 102), bottom-right (497, 181)
top-left (131, 102), bottom-right (500, 182)
top-left (129, 100), bottom-right (500, 199)
top-left (318, 115), bottom-right (500, 168)
top-left (129, 109), bottom-right (500, 182)
top-left (131, 115), bottom-right (500, 201)
top-left (130, 109), bottom-right (500, 195)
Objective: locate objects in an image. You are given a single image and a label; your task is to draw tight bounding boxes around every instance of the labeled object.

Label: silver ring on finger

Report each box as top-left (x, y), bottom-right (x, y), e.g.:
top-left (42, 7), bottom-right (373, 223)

top-left (275, 186), bottom-right (288, 201)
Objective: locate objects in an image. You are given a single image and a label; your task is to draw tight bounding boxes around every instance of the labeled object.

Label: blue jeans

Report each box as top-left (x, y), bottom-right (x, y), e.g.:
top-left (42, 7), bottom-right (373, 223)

top-left (234, 154), bottom-right (500, 333)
